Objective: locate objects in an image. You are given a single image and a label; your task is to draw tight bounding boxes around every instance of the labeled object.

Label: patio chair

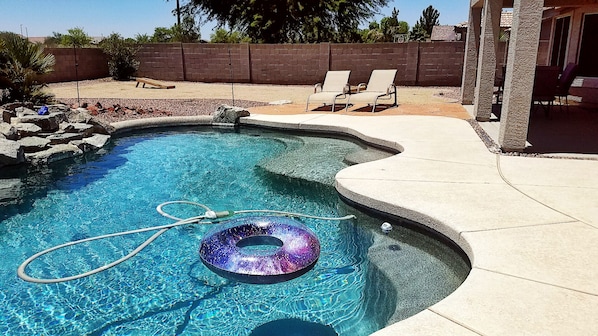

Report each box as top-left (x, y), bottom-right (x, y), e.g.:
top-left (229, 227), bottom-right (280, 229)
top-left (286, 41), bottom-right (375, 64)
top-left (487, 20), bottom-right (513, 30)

top-left (346, 69), bottom-right (397, 112)
top-left (532, 66), bottom-right (560, 118)
top-left (305, 70), bottom-right (351, 112)
top-left (555, 63), bottom-right (578, 113)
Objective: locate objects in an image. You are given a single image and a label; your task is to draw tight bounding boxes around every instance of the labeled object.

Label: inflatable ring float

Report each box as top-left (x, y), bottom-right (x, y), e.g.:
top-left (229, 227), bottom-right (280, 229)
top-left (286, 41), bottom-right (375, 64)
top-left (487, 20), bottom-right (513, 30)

top-left (199, 216), bottom-right (320, 284)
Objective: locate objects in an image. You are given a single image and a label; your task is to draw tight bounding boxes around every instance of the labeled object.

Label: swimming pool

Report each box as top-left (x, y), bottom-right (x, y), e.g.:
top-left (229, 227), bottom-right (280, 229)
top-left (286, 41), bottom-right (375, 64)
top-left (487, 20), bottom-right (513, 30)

top-left (0, 128), bottom-right (469, 335)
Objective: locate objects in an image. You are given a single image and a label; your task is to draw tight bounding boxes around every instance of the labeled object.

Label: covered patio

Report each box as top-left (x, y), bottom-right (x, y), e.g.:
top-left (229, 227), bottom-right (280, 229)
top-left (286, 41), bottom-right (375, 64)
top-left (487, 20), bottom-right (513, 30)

top-left (462, 0), bottom-right (598, 153)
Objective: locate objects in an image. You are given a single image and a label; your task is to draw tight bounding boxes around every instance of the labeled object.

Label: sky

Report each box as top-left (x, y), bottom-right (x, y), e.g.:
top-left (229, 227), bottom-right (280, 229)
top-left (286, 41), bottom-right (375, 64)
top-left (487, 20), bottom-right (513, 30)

top-left (0, 0), bottom-right (470, 40)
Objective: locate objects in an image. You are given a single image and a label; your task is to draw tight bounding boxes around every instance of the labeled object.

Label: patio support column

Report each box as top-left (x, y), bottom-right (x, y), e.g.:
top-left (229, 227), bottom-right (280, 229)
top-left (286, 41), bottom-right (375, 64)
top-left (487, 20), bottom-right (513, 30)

top-left (473, 0), bottom-right (501, 121)
top-left (461, 6), bottom-right (482, 105)
top-left (498, 0), bottom-right (543, 151)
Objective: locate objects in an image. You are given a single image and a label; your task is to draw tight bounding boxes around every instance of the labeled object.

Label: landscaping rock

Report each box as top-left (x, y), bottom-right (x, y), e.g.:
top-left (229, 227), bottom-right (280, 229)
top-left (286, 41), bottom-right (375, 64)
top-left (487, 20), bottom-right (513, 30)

top-left (15, 107), bottom-right (38, 117)
top-left (0, 122), bottom-right (18, 140)
top-left (0, 178), bottom-right (23, 206)
top-left (46, 132), bottom-right (86, 145)
top-left (75, 134), bottom-right (111, 152)
top-left (65, 109), bottom-right (115, 134)
top-left (0, 138), bottom-right (25, 167)
top-left (0, 102), bottom-right (114, 167)
top-left (61, 122), bottom-right (95, 136)
top-left (47, 104), bottom-right (70, 114)
top-left (14, 123), bottom-right (42, 137)
top-left (65, 109), bottom-right (92, 123)
top-left (2, 102), bottom-right (33, 111)
top-left (2, 109), bottom-right (15, 123)
top-left (88, 118), bottom-right (115, 135)
top-left (26, 144), bottom-right (83, 164)
top-left (212, 105), bottom-right (250, 124)
top-left (18, 136), bottom-right (51, 153)
top-left (12, 113), bottom-right (62, 132)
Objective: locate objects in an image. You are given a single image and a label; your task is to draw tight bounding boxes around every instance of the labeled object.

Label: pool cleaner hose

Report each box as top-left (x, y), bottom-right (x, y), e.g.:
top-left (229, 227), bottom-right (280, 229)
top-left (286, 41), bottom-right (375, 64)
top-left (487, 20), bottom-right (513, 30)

top-left (17, 201), bottom-right (355, 284)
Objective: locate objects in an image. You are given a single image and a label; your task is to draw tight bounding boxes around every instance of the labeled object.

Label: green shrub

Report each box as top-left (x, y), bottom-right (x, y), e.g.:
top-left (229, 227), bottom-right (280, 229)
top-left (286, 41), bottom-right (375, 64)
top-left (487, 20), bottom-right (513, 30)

top-left (0, 32), bottom-right (55, 104)
top-left (100, 33), bottom-right (140, 81)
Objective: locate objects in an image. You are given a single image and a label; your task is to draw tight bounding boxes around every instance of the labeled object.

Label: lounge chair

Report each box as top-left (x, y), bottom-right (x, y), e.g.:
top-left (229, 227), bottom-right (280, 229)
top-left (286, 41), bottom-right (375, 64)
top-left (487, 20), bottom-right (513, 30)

top-left (555, 63), bottom-right (578, 112)
top-left (305, 71), bottom-right (350, 112)
top-left (532, 66), bottom-right (560, 118)
top-left (346, 69), bottom-right (397, 112)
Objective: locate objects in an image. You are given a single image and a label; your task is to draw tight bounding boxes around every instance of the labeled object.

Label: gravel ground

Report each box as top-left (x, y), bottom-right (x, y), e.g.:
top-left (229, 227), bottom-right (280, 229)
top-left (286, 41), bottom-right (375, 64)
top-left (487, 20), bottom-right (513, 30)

top-left (50, 79), bottom-right (463, 123)
top-left (432, 86), bottom-right (461, 102)
top-left (55, 98), bottom-right (267, 123)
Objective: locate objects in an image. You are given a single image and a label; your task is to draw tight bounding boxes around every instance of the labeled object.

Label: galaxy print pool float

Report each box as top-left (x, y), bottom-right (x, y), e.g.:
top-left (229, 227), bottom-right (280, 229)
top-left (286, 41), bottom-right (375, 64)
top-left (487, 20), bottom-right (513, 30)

top-left (200, 216), bottom-right (321, 284)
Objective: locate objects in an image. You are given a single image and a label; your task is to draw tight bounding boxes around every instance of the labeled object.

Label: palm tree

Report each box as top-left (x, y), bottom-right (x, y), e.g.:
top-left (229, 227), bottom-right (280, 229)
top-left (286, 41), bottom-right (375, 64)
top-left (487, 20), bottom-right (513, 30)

top-left (0, 32), bottom-right (55, 103)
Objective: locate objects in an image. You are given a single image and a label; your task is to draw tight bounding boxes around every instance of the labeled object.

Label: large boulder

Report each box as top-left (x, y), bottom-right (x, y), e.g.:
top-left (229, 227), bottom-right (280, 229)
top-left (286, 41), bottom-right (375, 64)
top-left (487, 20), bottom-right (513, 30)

top-left (61, 122), bottom-right (95, 136)
top-left (47, 104), bottom-right (71, 114)
top-left (74, 134), bottom-right (111, 152)
top-left (26, 144), bottom-right (83, 165)
top-left (46, 132), bottom-right (86, 145)
top-left (15, 106), bottom-right (38, 117)
top-left (2, 102), bottom-right (33, 111)
top-left (0, 138), bottom-right (25, 167)
top-left (66, 109), bottom-right (115, 134)
top-left (0, 122), bottom-right (18, 140)
top-left (18, 136), bottom-right (51, 153)
top-left (0, 178), bottom-right (23, 206)
top-left (12, 113), bottom-right (63, 132)
top-left (212, 105), bottom-right (250, 124)
top-left (65, 108), bottom-right (92, 123)
top-left (14, 123), bottom-right (42, 137)
top-left (2, 109), bottom-right (15, 123)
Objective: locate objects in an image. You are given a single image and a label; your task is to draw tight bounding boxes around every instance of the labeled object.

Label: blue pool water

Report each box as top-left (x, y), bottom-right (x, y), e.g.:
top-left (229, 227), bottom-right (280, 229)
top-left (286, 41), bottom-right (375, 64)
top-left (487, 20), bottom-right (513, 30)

top-left (0, 128), bottom-right (469, 335)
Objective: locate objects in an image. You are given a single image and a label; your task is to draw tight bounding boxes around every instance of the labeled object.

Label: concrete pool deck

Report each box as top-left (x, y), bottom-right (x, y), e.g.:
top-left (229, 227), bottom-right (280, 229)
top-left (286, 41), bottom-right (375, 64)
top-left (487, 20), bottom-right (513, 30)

top-left (241, 111), bottom-right (598, 335)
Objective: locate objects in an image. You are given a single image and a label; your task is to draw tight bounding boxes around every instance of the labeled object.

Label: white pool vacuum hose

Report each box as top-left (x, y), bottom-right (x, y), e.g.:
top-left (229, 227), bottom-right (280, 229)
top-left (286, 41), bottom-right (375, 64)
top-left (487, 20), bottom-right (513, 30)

top-left (17, 201), bottom-right (355, 284)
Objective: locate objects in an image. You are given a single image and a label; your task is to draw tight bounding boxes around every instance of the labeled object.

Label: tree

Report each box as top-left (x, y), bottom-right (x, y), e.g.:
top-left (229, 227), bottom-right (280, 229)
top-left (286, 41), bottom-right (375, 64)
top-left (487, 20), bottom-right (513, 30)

top-left (151, 14), bottom-right (201, 43)
top-left (61, 27), bottom-right (92, 47)
top-left (172, 14), bottom-right (201, 42)
top-left (409, 22), bottom-right (428, 41)
top-left (184, 0), bottom-right (388, 43)
top-left (135, 34), bottom-right (152, 43)
top-left (361, 7), bottom-right (408, 43)
top-left (417, 5), bottom-right (440, 37)
top-left (0, 32), bottom-right (55, 103)
top-left (380, 8), bottom-right (399, 35)
top-left (100, 33), bottom-right (140, 80)
top-left (360, 27), bottom-right (384, 43)
top-left (396, 21), bottom-right (409, 34)
top-left (210, 28), bottom-right (250, 43)
top-left (152, 27), bottom-right (175, 43)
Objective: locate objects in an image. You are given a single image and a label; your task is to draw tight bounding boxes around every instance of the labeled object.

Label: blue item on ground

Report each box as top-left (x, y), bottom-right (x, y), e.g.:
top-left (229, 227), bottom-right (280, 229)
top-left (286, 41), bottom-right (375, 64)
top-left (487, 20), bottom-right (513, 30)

top-left (37, 106), bottom-right (49, 115)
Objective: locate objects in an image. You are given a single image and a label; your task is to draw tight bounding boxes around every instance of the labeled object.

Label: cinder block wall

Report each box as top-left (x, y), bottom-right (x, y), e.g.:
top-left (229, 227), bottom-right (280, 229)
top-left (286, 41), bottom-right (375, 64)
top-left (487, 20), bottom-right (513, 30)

top-left (44, 42), bottom-right (467, 86)
top-left (42, 48), bottom-right (109, 82)
top-left (331, 43), bottom-right (418, 85)
top-left (183, 43), bottom-right (251, 83)
top-left (249, 44), bottom-right (324, 84)
top-left (418, 42), bottom-right (465, 86)
top-left (136, 44), bottom-right (185, 81)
